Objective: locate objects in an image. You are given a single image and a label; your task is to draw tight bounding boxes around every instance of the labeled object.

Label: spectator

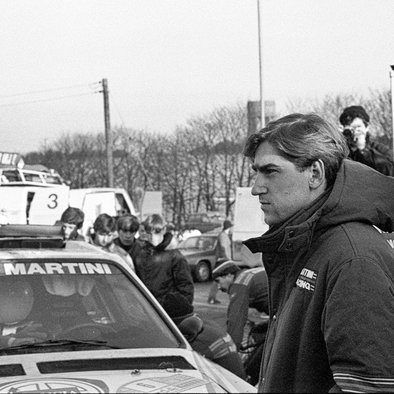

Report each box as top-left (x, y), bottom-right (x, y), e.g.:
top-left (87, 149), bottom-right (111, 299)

top-left (243, 112), bottom-right (394, 392)
top-left (154, 221), bottom-right (179, 251)
top-left (91, 213), bottom-right (135, 272)
top-left (212, 261), bottom-right (268, 350)
top-left (59, 207), bottom-right (85, 241)
top-left (339, 105), bottom-right (393, 175)
top-left (207, 219), bottom-right (233, 304)
top-left (136, 214), bottom-right (194, 304)
top-left (162, 292), bottom-right (246, 380)
top-left (114, 214), bottom-right (143, 275)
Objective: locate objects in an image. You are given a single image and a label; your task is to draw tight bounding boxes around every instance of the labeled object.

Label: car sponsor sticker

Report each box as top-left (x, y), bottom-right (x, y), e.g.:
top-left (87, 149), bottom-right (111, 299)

top-left (0, 377), bottom-right (108, 393)
top-left (0, 262), bottom-right (112, 276)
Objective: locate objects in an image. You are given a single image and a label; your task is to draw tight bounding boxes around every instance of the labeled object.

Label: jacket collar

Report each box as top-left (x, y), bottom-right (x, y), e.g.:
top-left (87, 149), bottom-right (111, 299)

top-left (244, 188), bottom-right (330, 256)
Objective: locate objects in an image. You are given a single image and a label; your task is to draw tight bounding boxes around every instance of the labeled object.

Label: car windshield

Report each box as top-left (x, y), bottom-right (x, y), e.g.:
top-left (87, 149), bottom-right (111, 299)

top-left (0, 259), bottom-right (181, 355)
top-left (179, 237), bottom-right (215, 250)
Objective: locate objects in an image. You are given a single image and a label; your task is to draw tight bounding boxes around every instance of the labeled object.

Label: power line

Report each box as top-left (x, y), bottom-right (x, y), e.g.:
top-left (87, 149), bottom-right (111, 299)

top-left (0, 92), bottom-right (99, 107)
top-left (0, 82), bottom-right (101, 99)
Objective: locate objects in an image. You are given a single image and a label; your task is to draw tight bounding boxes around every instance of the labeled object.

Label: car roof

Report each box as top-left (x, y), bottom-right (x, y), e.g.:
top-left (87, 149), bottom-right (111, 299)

top-left (0, 240), bottom-right (117, 261)
top-left (0, 224), bottom-right (127, 267)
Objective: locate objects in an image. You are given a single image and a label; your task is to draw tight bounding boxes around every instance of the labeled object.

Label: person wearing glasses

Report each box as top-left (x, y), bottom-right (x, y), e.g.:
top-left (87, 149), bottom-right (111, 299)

top-left (135, 214), bottom-right (194, 305)
top-left (90, 213), bottom-right (135, 272)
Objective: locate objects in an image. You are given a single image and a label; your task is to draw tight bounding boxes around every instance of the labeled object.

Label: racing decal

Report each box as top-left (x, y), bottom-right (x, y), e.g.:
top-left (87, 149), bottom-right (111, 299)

top-left (296, 268), bottom-right (317, 292)
top-left (0, 262), bottom-right (112, 276)
top-left (191, 352), bottom-right (235, 393)
top-left (0, 377), bottom-right (108, 393)
top-left (117, 374), bottom-right (210, 393)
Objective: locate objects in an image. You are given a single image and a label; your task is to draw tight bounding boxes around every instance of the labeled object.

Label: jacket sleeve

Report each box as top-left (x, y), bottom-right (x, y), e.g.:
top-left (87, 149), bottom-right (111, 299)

top-left (227, 283), bottom-right (250, 349)
top-left (323, 258), bottom-right (394, 392)
top-left (171, 250), bottom-right (194, 304)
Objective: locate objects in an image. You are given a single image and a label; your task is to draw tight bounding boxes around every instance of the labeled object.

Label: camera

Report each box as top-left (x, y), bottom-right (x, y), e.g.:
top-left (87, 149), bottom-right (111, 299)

top-left (342, 127), bottom-right (354, 139)
top-left (342, 127), bottom-right (357, 149)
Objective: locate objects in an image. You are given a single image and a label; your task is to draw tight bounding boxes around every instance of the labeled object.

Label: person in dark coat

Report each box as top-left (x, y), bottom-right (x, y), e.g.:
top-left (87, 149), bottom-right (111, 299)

top-left (243, 112), bottom-right (394, 392)
top-left (135, 214), bottom-right (194, 304)
top-left (339, 105), bottom-right (393, 175)
top-left (114, 214), bottom-right (144, 276)
top-left (162, 292), bottom-right (246, 380)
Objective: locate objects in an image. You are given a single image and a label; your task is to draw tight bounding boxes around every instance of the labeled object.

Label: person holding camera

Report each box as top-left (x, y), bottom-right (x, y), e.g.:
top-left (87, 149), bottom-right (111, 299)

top-left (339, 105), bottom-right (393, 176)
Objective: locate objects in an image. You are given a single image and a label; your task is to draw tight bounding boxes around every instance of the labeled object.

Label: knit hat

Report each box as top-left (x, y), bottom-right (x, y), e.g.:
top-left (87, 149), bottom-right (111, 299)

top-left (339, 105), bottom-right (370, 126)
top-left (162, 293), bottom-right (194, 324)
top-left (212, 260), bottom-right (240, 280)
top-left (223, 220), bottom-right (232, 230)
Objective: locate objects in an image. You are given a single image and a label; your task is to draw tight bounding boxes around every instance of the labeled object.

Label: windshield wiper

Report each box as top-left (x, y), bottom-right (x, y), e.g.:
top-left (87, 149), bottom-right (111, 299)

top-left (4, 339), bottom-right (120, 351)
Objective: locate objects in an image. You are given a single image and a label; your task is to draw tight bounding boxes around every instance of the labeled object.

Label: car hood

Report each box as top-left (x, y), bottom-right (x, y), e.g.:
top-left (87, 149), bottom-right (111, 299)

top-left (0, 348), bottom-right (256, 393)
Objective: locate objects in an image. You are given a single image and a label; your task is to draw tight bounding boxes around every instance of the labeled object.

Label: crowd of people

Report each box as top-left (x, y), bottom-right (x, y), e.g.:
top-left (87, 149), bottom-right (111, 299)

top-left (56, 105), bottom-right (394, 392)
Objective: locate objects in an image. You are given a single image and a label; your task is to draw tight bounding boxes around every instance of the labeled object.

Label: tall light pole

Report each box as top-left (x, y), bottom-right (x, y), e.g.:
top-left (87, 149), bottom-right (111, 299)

top-left (257, 0), bottom-right (265, 128)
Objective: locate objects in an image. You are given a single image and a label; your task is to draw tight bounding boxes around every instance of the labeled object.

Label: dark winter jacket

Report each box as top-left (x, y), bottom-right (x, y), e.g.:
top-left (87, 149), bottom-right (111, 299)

top-left (133, 240), bottom-right (194, 304)
top-left (348, 139), bottom-right (393, 176)
top-left (244, 159), bottom-right (394, 393)
top-left (227, 267), bottom-right (269, 349)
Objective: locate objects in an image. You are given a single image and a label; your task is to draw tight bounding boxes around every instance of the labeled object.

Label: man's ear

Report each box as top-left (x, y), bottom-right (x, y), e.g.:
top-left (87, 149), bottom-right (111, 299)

top-left (309, 159), bottom-right (325, 190)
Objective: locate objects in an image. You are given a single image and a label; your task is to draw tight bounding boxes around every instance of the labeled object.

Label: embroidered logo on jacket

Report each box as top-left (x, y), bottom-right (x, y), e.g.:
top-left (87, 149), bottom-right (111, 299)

top-left (296, 268), bottom-right (317, 292)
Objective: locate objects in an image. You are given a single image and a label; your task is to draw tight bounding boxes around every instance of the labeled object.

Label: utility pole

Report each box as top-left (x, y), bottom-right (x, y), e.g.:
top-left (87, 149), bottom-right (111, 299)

top-left (101, 78), bottom-right (114, 188)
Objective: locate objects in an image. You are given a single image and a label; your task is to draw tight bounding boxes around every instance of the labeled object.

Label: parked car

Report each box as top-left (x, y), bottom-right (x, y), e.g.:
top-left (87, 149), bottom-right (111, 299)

top-left (178, 234), bottom-right (218, 282)
top-left (184, 213), bottom-right (223, 233)
top-left (0, 224), bottom-right (256, 393)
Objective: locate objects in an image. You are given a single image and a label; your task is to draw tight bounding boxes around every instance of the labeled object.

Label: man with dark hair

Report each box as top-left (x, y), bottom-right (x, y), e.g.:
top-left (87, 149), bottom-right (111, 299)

top-left (243, 113), bottom-right (394, 392)
top-left (212, 261), bottom-right (268, 350)
top-left (59, 207), bottom-right (85, 241)
top-left (339, 105), bottom-right (393, 175)
top-left (114, 214), bottom-right (142, 270)
top-left (162, 292), bottom-right (246, 380)
top-left (91, 213), bottom-right (135, 272)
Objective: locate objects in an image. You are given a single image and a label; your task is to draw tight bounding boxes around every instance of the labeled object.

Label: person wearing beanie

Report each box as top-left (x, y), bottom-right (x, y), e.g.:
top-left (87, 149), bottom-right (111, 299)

top-left (162, 292), bottom-right (246, 380)
top-left (339, 105), bottom-right (393, 175)
top-left (212, 262), bottom-right (269, 351)
top-left (207, 219), bottom-right (233, 304)
top-left (59, 207), bottom-right (85, 241)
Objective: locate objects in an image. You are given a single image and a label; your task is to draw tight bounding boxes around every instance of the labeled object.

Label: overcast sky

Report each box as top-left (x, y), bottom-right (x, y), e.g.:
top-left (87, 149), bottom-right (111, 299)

top-left (1, 0), bottom-right (393, 153)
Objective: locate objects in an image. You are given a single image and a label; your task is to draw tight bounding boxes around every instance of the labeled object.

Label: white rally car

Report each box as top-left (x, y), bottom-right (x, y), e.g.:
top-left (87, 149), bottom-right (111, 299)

top-left (0, 225), bottom-right (255, 393)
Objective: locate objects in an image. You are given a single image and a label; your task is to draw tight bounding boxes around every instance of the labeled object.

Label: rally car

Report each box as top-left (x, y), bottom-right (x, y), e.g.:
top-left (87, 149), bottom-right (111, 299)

top-left (0, 225), bottom-right (255, 393)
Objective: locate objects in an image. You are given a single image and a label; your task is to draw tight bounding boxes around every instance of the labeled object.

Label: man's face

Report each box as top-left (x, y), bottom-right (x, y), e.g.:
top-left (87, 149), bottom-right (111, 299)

top-left (62, 223), bottom-right (77, 240)
top-left (251, 141), bottom-right (315, 226)
top-left (94, 231), bottom-right (114, 248)
top-left (118, 228), bottom-right (136, 246)
top-left (215, 274), bottom-right (233, 293)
